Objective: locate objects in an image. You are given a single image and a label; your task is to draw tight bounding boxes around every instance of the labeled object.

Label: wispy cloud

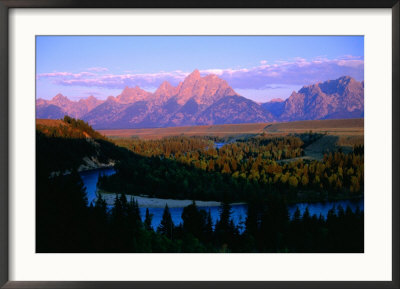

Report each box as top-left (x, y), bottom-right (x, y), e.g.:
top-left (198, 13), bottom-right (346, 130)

top-left (37, 56), bottom-right (364, 92)
top-left (200, 56), bottom-right (363, 89)
top-left (87, 67), bottom-right (109, 72)
top-left (39, 71), bottom-right (96, 78)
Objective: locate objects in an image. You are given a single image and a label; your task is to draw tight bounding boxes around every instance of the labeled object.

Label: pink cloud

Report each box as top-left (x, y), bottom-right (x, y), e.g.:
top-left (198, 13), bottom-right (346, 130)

top-left (37, 55), bottom-right (364, 91)
top-left (38, 71), bottom-right (95, 78)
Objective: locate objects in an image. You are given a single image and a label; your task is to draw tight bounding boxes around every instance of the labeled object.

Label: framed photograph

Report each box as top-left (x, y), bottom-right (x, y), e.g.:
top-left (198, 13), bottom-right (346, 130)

top-left (0, 1), bottom-right (399, 288)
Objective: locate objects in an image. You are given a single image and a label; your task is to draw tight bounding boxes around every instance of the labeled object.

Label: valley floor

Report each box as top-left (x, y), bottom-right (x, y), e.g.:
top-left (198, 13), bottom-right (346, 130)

top-left (97, 118), bottom-right (364, 141)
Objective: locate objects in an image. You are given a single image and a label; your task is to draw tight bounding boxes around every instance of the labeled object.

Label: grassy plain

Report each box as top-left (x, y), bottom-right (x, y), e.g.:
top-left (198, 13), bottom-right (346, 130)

top-left (98, 118), bottom-right (364, 144)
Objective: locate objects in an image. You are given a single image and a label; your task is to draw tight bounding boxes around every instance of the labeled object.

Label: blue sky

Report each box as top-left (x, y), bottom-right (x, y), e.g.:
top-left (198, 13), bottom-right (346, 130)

top-left (36, 36), bottom-right (364, 102)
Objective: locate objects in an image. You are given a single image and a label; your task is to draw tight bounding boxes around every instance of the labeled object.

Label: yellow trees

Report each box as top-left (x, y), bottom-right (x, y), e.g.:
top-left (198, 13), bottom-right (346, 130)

top-left (280, 173), bottom-right (290, 184)
top-left (288, 176), bottom-right (299, 187)
top-left (231, 159), bottom-right (238, 172)
top-left (347, 167), bottom-right (354, 176)
top-left (350, 176), bottom-right (360, 193)
top-left (199, 160), bottom-right (208, 171)
top-left (328, 173), bottom-right (337, 186)
top-left (274, 173), bottom-right (281, 183)
top-left (208, 159), bottom-right (215, 171)
top-left (313, 175), bottom-right (321, 186)
top-left (338, 166), bottom-right (343, 177)
top-left (301, 175), bottom-right (309, 186)
top-left (249, 170), bottom-right (260, 181)
top-left (335, 178), bottom-right (343, 190)
top-left (222, 163), bottom-right (231, 174)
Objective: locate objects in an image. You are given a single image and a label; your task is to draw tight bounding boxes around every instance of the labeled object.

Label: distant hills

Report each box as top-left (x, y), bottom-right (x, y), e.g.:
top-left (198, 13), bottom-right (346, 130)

top-left (36, 70), bottom-right (364, 129)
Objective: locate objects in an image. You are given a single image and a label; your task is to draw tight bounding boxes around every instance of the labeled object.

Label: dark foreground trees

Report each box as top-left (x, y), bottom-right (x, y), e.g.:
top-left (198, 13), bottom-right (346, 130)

top-left (37, 172), bottom-right (363, 253)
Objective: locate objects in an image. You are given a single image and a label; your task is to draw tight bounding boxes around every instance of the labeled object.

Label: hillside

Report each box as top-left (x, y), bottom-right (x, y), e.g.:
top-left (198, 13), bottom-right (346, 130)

top-left (36, 117), bottom-right (129, 174)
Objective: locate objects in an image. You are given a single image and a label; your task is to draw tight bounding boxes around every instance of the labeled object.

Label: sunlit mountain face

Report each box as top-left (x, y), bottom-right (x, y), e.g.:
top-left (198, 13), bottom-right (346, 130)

top-left (36, 71), bottom-right (364, 129)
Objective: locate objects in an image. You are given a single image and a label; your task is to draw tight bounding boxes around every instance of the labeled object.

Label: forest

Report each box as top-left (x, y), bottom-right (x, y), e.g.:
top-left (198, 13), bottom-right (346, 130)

top-left (36, 117), bottom-right (364, 253)
top-left (99, 134), bottom-right (363, 203)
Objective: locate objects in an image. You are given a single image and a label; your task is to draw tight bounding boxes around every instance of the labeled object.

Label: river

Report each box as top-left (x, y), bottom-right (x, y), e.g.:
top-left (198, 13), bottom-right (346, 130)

top-left (79, 167), bottom-right (364, 231)
top-left (214, 142), bottom-right (227, 149)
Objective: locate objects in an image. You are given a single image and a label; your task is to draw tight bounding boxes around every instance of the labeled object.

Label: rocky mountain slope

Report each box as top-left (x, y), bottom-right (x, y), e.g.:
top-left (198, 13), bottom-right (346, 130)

top-left (37, 94), bottom-right (104, 119)
top-left (263, 76), bottom-right (364, 121)
top-left (36, 72), bottom-right (364, 129)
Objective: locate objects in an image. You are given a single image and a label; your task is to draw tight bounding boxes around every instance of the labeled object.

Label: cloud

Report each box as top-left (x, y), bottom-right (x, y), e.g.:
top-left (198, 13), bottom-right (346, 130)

top-left (38, 70), bottom-right (189, 89)
top-left (199, 56), bottom-right (363, 89)
top-left (39, 71), bottom-right (96, 78)
top-left (37, 55), bottom-right (364, 91)
top-left (87, 67), bottom-right (109, 72)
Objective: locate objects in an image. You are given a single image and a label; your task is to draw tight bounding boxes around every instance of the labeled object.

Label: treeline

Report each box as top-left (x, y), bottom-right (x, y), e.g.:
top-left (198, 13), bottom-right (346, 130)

top-left (115, 136), bottom-right (212, 157)
top-left (37, 116), bottom-right (106, 140)
top-left (37, 172), bottom-right (363, 253)
top-left (114, 135), bottom-right (304, 161)
top-left (103, 135), bottom-right (363, 202)
top-left (98, 156), bottom-right (250, 202)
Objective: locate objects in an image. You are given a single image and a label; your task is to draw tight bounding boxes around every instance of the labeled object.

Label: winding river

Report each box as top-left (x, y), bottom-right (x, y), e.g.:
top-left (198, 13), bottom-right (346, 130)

top-left (79, 167), bottom-right (364, 231)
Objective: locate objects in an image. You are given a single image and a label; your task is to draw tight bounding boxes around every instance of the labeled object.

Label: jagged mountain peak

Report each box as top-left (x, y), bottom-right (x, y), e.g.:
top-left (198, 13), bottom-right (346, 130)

top-left (159, 80), bottom-right (174, 89)
top-left (155, 81), bottom-right (176, 94)
top-left (51, 93), bottom-right (72, 107)
top-left (337, 75), bottom-right (356, 82)
top-left (53, 93), bottom-right (68, 101)
top-left (106, 95), bottom-right (116, 102)
top-left (176, 69), bottom-right (237, 106)
top-left (116, 86), bottom-right (152, 104)
top-left (78, 95), bottom-right (104, 111)
top-left (153, 81), bottom-right (178, 103)
top-left (186, 69), bottom-right (201, 80)
top-left (270, 98), bottom-right (284, 103)
top-left (37, 74), bottom-right (364, 130)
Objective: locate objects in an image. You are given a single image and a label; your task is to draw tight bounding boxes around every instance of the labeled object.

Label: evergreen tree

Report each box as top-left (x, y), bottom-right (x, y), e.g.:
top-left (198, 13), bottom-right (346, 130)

top-left (144, 208), bottom-right (153, 231)
top-left (182, 201), bottom-right (207, 240)
top-left (215, 201), bottom-right (236, 249)
top-left (245, 200), bottom-right (263, 237)
top-left (204, 209), bottom-right (214, 242)
top-left (89, 194), bottom-right (109, 251)
top-left (157, 204), bottom-right (174, 239)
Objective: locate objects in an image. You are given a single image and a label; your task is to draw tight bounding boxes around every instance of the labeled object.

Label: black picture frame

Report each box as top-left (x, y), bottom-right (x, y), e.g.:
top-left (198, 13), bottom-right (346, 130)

top-left (0, 1), bottom-right (399, 288)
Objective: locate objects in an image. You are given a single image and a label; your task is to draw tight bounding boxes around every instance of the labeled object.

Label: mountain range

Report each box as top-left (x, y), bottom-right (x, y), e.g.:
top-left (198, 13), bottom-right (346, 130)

top-left (36, 70), bottom-right (364, 129)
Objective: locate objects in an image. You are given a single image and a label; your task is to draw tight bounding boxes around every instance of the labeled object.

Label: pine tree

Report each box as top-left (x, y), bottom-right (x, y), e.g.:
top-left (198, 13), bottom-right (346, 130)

top-left (245, 201), bottom-right (261, 236)
top-left (182, 201), bottom-right (208, 240)
top-left (157, 204), bottom-right (174, 239)
top-left (144, 208), bottom-right (153, 231)
top-left (215, 201), bottom-right (235, 247)
top-left (205, 209), bottom-right (213, 241)
top-left (293, 206), bottom-right (301, 222)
